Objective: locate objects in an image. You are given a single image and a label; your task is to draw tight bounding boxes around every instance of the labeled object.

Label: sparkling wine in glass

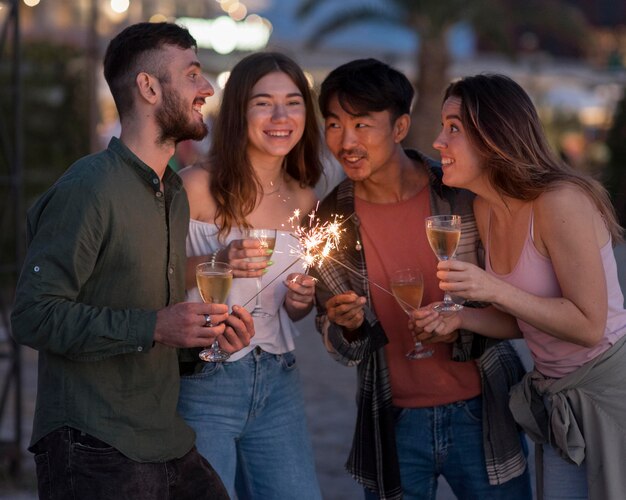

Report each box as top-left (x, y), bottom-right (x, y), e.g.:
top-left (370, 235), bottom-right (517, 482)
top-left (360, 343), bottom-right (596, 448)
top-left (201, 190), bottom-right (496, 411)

top-left (391, 268), bottom-right (433, 359)
top-left (243, 228), bottom-right (277, 318)
top-left (196, 261), bottom-right (233, 362)
top-left (425, 214), bottom-right (463, 313)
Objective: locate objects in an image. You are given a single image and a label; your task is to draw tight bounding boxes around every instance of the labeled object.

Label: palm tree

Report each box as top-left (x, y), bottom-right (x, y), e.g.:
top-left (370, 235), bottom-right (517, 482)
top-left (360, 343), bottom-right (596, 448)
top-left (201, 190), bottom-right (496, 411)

top-left (297, 0), bottom-right (590, 155)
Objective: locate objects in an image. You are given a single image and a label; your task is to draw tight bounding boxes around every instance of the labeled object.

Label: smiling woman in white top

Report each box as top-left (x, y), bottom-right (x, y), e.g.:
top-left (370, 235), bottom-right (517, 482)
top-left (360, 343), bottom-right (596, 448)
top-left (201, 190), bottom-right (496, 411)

top-left (177, 52), bottom-right (324, 500)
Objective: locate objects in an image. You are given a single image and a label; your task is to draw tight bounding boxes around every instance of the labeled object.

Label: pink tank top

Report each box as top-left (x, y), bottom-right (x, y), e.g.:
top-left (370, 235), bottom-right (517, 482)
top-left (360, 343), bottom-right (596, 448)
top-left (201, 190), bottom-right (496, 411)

top-left (485, 209), bottom-right (626, 378)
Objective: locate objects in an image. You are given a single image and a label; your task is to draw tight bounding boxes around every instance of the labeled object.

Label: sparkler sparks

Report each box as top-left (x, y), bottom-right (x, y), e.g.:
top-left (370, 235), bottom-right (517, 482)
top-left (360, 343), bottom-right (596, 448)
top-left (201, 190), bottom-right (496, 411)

top-left (241, 209), bottom-right (346, 308)
top-left (287, 208), bottom-right (345, 270)
top-left (240, 208), bottom-right (400, 310)
top-left (287, 209), bottom-right (400, 304)
top-left (243, 209), bottom-right (347, 307)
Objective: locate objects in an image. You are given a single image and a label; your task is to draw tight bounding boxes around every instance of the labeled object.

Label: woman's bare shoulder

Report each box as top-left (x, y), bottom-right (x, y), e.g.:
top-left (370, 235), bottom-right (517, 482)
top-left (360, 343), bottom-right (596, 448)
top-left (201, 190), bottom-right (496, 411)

top-left (535, 183), bottom-right (594, 216)
top-left (180, 163), bottom-right (215, 220)
top-left (180, 163), bottom-right (210, 186)
top-left (534, 183), bottom-right (609, 246)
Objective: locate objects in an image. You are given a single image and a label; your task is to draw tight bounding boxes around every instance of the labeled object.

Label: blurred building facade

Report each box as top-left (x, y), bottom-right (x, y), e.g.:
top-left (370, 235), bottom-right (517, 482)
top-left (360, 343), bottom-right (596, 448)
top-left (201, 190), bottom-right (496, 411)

top-left (15, 1), bottom-right (626, 159)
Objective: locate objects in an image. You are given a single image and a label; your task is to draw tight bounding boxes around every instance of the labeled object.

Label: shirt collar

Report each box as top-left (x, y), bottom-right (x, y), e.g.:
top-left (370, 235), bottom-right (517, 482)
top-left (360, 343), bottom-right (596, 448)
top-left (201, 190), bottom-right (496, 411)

top-left (108, 137), bottom-right (183, 193)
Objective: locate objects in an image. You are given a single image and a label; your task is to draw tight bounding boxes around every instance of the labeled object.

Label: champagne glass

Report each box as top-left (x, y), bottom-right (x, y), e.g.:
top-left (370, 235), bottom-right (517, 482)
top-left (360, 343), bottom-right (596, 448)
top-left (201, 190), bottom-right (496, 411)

top-left (243, 228), bottom-right (277, 318)
top-left (425, 215), bottom-right (463, 313)
top-left (391, 268), bottom-right (433, 360)
top-left (196, 261), bottom-right (233, 362)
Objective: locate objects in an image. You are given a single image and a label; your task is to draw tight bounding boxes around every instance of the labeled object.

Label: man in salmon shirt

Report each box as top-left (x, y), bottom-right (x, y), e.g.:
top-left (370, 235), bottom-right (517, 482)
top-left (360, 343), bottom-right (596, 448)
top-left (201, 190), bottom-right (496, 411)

top-left (311, 58), bottom-right (532, 500)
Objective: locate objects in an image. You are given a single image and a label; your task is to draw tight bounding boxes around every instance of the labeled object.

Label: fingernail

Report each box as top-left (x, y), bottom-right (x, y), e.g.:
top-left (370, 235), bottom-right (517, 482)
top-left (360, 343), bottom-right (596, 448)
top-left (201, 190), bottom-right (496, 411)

top-left (266, 249), bottom-right (273, 255)
top-left (267, 261), bottom-right (274, 266)
top-left (262, 269), bottom-right (269, 274)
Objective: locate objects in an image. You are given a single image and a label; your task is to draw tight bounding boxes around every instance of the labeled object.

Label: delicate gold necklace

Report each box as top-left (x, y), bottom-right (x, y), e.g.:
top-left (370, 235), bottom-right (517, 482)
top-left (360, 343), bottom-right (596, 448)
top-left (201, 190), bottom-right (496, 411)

top-left (262, 172), bottom-right (283, 196)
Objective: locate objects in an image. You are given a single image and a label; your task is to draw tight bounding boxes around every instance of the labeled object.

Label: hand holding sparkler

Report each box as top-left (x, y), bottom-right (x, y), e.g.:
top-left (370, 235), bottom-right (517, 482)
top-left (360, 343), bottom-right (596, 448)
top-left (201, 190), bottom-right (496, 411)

top-left (283, 273), bottom-right (317, 321)
top-left (325, 291), bottom-right (367, 331)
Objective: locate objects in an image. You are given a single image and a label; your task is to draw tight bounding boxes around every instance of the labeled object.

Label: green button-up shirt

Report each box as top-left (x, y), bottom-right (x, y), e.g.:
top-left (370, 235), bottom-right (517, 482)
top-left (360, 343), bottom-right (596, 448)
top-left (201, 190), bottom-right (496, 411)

top-left (11, 137), bottom-right (195, 462)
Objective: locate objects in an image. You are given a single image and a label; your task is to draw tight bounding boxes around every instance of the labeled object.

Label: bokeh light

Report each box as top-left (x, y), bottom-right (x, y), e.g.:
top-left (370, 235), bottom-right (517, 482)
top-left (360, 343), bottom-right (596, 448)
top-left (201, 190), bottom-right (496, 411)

top-left (149, 14), bottom-right (168, 23)
top-left (217, 71), bottom-right (231, 90)
top-left (228, 3), bottom-right (247, 22)
top-left (211, 16), bottom-right (238, 54)
top-left (178, 15), bottom-right (271, 54)
top-left (110, 0), bottom-right (130, 14)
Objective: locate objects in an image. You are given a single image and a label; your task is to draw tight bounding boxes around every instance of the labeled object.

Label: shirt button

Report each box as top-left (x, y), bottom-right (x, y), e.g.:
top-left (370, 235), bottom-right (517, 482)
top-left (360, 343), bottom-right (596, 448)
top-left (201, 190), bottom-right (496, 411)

top-left (152, 178), bottom-right (159, 185)
top-left (137, 346), bottom-right (143, 352)
top-left (33, 266), bottom-right (40, 272)
top-left (156, 191), bottom-right (163, 198)
top-left (168, 267), bottom-right (174, 274)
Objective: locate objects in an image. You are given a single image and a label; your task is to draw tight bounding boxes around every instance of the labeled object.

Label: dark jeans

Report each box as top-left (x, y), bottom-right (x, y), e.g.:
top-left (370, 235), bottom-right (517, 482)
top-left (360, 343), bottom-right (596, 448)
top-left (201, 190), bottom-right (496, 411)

top-left (31, 427), bottom-right (229, 499)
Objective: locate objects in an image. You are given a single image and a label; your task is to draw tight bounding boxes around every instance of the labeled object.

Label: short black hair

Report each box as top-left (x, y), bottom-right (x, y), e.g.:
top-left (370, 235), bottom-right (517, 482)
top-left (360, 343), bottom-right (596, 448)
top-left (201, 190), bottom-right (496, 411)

top-left (103, 22), bottom-right (197, 119)
top-left (319, 58), bottom-right (414, 121)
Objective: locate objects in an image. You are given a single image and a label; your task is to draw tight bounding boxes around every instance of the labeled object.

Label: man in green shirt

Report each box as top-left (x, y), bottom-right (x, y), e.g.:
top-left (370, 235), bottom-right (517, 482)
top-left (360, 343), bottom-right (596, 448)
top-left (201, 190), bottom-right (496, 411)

top-left (11, 22), bottom-right (253, 499)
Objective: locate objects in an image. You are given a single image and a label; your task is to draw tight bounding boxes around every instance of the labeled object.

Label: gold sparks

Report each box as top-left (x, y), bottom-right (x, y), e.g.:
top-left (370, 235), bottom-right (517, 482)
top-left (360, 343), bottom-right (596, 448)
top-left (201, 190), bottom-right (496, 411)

top-left (287, 208), bottom-right (345, 270)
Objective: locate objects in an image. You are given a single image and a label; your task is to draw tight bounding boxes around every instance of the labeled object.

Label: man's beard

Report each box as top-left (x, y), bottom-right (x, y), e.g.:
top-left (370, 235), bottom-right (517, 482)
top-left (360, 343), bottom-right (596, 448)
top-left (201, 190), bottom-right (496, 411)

top-left (156, 85), bottom-right (208, 144)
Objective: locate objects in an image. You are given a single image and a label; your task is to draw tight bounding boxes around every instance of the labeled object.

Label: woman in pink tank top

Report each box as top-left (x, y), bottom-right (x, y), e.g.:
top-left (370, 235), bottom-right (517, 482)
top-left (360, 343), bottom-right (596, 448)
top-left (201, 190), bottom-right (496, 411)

top-left (413, 74), bottom-right (626, 500)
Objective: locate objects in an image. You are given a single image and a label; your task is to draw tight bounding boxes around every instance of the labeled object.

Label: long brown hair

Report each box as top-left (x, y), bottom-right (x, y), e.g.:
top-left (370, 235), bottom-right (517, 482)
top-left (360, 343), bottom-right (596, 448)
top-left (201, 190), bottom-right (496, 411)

top-left (444, 73), bottom-right (623, 243)
top-left (208, 52), bottom-right (322, 239)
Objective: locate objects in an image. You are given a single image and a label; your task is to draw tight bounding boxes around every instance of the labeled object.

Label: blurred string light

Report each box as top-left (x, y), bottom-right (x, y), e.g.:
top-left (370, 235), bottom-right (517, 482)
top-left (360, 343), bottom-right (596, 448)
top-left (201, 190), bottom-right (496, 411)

top-left (110, 0), bottom-right (130, 14)
top-left (217, 0), bottom-right (250, 23)
top-left (23, 0), bottom-right (40, 6)
top-left (178, 15), bottom-right (272, 55)
top-left (228, 4), bottom-right (247, 22)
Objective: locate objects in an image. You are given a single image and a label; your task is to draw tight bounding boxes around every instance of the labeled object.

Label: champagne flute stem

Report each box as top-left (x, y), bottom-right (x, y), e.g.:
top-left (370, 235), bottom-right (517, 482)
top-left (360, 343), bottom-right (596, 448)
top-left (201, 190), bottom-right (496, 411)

top-left (254, 277), bottom-right (262, 310)
top-left (241, 258), bottom-right (302, 309)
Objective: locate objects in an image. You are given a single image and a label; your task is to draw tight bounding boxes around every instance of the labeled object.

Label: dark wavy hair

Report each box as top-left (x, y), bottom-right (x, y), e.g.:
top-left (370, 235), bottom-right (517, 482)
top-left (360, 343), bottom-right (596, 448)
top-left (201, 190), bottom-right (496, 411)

top-left (444, 73), bottom-right (623, 243)
top-left (208, 52), bottom-right (322, 239)
top-left (103, 22), bottom-right (197, 120)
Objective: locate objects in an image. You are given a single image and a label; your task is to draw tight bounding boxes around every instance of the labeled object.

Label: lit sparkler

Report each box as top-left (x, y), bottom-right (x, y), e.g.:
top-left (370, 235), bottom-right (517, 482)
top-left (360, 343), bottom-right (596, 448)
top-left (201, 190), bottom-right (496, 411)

top-left (287, 208), bottom-right (345, 271)
top-left (286, 209), bottom-right (397, 300)
top-left (241, 208), bottom-right (347, 308)
top-left (241, 208), bottom-right (402, 309)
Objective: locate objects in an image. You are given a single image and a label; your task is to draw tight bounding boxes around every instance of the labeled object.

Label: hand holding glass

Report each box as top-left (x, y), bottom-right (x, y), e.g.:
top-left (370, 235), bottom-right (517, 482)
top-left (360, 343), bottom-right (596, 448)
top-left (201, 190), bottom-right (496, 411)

top-left (243, 228), bottom-right (277, 317)
top-left (425, 215), bottom-right (463, 312)
top-left (391, 268), bottom-right (433, 359)
top-left (196, 261), bottom-right (233, 362)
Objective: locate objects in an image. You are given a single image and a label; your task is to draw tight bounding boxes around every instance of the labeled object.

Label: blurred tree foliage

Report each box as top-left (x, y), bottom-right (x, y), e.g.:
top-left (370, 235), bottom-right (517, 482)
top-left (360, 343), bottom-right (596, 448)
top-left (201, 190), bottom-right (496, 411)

top-left (0, 40), bottom-right (89, 290)
top-left (0, 40), bottom-right (90, 206)
top-left (606, 88), bottom-right (626, 225)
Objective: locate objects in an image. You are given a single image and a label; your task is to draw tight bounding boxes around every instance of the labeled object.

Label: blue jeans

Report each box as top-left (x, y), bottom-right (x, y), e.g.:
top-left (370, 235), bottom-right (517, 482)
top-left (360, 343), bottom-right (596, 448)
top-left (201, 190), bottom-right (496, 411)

top-left (30, 426), bottom-right (227, 500)
top-left (366, 397), bottom-right (532, 500)
top-left (178, 348), bottom-right (322, 500)
top-left (542, 444), bottom-right (587, 499)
